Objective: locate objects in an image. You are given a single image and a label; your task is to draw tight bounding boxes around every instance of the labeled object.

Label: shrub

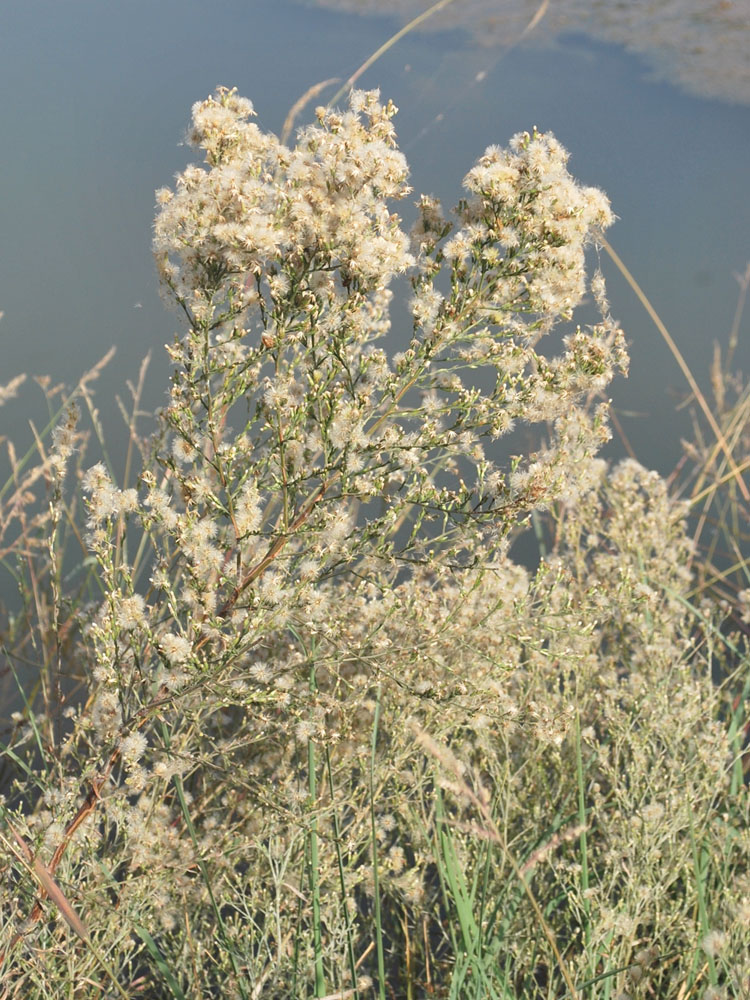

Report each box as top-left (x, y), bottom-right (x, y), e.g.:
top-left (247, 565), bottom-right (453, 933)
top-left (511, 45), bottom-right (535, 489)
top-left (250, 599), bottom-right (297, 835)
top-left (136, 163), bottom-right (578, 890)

top-left (1, 86), bottom-right (748, 999)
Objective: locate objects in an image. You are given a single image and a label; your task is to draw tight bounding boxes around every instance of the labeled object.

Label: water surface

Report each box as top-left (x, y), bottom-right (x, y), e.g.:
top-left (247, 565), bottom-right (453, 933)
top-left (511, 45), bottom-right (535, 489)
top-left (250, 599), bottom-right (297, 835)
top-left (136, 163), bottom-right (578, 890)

top-left (0, 0), bottom-right (748, 475)
top-left (0, 0), bottom-right (749, 719)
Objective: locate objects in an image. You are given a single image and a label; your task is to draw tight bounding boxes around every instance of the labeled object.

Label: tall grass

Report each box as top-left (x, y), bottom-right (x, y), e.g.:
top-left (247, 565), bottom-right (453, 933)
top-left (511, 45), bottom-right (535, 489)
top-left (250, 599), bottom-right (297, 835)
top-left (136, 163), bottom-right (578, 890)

top-left (0, 74), bottom-right (749, 1000)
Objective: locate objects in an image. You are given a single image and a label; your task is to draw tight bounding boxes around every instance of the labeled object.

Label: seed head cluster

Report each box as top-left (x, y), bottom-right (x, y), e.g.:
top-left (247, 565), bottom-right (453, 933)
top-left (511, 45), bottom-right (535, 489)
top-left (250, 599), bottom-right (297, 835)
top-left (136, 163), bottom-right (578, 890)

top-left (1, 87), bottom-right (748, 998)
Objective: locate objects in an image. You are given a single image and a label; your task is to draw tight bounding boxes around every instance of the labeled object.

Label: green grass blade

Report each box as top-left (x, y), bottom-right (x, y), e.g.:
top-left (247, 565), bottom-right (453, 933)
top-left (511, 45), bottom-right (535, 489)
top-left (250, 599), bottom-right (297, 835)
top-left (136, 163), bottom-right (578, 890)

top-left (574, 714), bottom-right (593, 992)
top-left (132, 923), bottom-right (187, 1000)
top-left (308, 725), bottom-right (325, 996)
top-left (687, 801), bottom-right (717, 991)
top-left (160, 722), bottom-right (248, 1000)
top-left (325, 745), bottom-right (360, 1000)
top-left (370, 682), bottom-right (386, 1000)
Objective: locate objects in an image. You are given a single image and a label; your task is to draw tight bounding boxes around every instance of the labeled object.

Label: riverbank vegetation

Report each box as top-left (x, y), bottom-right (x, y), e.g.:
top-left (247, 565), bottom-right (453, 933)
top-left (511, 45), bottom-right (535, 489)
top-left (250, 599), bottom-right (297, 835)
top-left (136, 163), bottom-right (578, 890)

top-left (1, 85), bottom-right (749, 999)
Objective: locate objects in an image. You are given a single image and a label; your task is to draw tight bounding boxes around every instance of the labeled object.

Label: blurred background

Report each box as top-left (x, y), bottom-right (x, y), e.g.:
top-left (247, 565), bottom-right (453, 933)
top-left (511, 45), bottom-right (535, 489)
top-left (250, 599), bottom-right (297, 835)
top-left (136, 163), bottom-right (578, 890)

top-left (1, 0), bottom-right (748, 475)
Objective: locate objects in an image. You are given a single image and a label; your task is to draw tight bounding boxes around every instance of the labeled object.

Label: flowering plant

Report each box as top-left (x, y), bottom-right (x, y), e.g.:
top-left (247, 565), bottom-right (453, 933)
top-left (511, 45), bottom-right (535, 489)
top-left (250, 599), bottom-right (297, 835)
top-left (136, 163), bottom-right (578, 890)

top-left (1, 87), bottom-right (747, 999)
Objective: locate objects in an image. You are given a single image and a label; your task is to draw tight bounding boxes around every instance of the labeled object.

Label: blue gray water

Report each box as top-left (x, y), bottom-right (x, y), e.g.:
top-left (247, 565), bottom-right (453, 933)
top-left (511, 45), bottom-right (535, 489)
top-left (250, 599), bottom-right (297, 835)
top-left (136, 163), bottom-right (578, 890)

top-left (0, 0), bottom-right (748, 721)
top-left (302, 0), bottom-right (750, 106)
top-left (1, 0), bottom-right (748, 477)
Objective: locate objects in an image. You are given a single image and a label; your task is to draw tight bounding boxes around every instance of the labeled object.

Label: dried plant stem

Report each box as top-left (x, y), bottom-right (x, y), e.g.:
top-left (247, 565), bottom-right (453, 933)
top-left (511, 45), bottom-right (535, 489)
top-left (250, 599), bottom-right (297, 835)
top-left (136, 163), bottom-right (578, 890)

top-left (602, 234), bottom-right (750, 502)
top-left (328, 0), bottom-right (458, 109)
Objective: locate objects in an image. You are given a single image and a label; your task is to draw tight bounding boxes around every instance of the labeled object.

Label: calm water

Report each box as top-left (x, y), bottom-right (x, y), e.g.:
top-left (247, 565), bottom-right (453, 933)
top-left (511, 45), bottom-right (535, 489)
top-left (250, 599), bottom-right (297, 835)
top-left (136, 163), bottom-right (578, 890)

top-left (0, 0), bottom-right (748, 473)
top-left (303, 0), bottom-right (750, 106)
top-left (0, 1), bottom-right (748, 718)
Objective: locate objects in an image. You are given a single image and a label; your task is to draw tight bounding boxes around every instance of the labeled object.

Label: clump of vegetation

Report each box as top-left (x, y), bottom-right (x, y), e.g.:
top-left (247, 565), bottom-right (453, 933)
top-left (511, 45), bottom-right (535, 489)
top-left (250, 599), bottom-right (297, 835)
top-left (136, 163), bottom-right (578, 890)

top-left (1, 86), bottom-right (749, 999)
